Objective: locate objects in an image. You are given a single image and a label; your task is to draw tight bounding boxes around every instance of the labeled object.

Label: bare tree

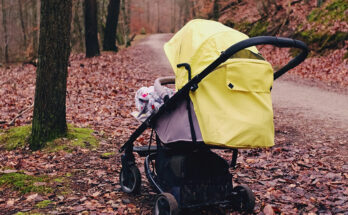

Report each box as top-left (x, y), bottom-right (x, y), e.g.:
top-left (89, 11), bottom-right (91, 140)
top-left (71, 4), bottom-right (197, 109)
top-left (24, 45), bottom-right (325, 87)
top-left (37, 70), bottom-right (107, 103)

top-left (121, 0), bottom-right (132, 46)
top-left (73, 0), bottom-right (84, 52)
top-left (18, 0), bottom-right (27, 47)
top-left (84, 0), bottom-right (100, 57)
top-left (31, 0), bottom-right (72, 150)
top-left (1, 0), bottom-right (9, 63)
top-left (171, 0), bottom-right (176, 32)
top-left (103, 0), bottom-right (120, 51)
top-left (213, 0), bottom-right (219, 20)
top-left (32, 0), bottom-right (39, 57)
top-left (157, 0), bottom-right (160, 32)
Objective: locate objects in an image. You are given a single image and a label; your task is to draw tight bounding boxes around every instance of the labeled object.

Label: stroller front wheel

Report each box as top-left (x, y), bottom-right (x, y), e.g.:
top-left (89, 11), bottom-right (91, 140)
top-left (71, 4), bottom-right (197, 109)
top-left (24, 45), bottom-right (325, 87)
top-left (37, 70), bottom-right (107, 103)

top-left (233, 185), bottom-right (255, 213)
top-left (120, 165), bottom-right (141, 194)
top-left (154, 192), bottom-right (179, 215)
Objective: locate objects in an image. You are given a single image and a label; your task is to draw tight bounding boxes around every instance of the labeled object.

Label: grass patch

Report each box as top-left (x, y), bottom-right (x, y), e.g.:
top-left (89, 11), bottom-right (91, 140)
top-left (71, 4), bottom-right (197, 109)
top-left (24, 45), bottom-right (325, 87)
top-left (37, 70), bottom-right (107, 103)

top-left (15, 212), bottom-right (44, 215)
top-left (0, 124), bottom-right (98, 151)
top-left (100, 151), bottom-right (116, 159)
top-left (0, 172), bottom-right (52, 194)
top-left (0, 125), bottom-right (31, 150)
top-left (45, 125), bottom-right (97, 152)
top-left (35, 200), bottom-right (53, 209)
top-left (0, 170), bottom-right (73, 196)
top-left (52, 174), bottom-right (73, 195)
top-left (67, 125), bottom-right (98, 148)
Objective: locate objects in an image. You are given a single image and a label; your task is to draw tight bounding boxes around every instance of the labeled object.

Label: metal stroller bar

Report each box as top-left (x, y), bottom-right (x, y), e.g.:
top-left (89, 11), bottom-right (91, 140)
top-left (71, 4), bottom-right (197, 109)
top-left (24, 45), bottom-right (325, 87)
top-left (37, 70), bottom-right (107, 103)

top-left (119, 36), bottom-right (309, 153)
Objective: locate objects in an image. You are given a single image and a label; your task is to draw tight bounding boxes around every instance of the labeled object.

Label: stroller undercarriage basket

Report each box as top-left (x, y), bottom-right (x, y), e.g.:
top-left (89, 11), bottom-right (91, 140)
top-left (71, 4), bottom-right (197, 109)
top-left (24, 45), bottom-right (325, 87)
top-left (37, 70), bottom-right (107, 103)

top-left (118, 19), bottom-right (308, 214)
top-left (154, 145), bottom-right (233, 208)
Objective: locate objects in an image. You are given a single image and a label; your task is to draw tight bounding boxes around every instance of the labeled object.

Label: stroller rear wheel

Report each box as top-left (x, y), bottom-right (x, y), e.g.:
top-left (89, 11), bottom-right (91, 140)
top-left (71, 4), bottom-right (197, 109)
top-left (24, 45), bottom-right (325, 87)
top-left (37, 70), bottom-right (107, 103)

top-left (233, 185), bottom-right (255, 213)
top-left (120, 165), bottom-right (141, 194)
top-left (154, 192), bottom-right (179, 215)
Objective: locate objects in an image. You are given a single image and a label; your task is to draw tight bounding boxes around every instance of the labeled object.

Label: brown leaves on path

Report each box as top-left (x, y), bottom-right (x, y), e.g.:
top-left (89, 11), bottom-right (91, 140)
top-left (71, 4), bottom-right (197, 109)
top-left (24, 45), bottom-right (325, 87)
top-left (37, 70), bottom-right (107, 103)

top-left (0, 33), bottom-right (347, 214)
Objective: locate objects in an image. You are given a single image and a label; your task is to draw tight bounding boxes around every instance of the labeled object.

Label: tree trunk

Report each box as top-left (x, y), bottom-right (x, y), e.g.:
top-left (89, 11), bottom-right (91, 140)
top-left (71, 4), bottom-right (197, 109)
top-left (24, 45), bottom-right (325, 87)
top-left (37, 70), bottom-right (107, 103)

top-left (191, 0), bottom-right (196, 18)
top-left (157, 0), bottom-right (160, 33)
top-left (317, 0), bottom-right (325, 7)
top-left (32, 0), bottom-right (39, 58)
top-left (1, 0), bottom-right (9, 63)
top-left (126, 0), bottom-right (131, 46)
top-left (183, 0), bottom-right (190, 24)
top-left (171, 0), bottom-right (176, 32)
top-left (213, 0), bottom-right (219, 21)
top-left (18, 0), bottom-right (27, 48)
top-left (147, 0), bottom-right (150, 23)
top-left (31, 0), bottom-right (72, 150)
top-left (103, 0), bottom-right (120, 51)
top-left (84, 0), bottom-right (100, 57)
top-left (73, 0), bottom-right (84, 52)
top-left (121, 0), bottom-right (131, 46)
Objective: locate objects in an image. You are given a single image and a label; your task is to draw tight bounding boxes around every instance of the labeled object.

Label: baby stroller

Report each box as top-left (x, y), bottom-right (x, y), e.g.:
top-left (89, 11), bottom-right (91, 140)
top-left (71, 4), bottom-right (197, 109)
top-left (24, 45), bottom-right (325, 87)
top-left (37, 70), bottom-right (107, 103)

top-left (119, 19), bottom-right (308, 214)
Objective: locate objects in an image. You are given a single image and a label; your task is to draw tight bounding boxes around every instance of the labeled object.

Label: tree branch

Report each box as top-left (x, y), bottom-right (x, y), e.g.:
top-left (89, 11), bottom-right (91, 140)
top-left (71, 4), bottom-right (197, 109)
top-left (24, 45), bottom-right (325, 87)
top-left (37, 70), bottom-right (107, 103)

top-left (7, 104), bottom-right (34, 126)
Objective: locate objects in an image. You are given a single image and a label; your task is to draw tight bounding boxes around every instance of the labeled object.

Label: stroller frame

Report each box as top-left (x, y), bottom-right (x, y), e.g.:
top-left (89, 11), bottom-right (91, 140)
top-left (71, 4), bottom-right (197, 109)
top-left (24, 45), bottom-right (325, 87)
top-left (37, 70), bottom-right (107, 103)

top-left (119, 36), bottom-right (308, 214)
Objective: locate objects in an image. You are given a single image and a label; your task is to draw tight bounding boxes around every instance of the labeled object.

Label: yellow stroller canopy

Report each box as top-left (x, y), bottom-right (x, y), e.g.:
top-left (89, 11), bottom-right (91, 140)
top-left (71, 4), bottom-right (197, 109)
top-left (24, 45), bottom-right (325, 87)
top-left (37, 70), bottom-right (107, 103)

top-left (164, 19), bottom-right (275, 148)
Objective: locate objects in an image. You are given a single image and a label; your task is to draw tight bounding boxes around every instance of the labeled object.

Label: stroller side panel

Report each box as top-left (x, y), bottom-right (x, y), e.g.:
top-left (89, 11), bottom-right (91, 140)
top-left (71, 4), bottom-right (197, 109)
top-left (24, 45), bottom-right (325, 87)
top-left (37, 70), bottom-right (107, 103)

top-left (154, 98), bottom-right (203, 144)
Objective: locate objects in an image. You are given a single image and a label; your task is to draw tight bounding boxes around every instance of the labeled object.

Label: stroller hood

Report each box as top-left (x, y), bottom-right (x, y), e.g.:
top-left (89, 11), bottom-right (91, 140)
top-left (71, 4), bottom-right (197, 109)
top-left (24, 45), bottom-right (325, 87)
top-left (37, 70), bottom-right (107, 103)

top-left (161, 19), bottom-right (274, 149)
top-left (164, 19), bottom-right (260, 90)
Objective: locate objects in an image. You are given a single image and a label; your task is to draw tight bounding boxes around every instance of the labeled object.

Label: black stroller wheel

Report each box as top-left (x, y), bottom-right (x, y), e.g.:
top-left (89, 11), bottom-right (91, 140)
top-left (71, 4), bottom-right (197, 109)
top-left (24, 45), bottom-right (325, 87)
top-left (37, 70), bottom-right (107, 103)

top-left (154, 192), bottom-right (179, 215)
top-left (233, 185), bottom-right (255, 213)
top-left (119, 165), bottom-right (141, 194)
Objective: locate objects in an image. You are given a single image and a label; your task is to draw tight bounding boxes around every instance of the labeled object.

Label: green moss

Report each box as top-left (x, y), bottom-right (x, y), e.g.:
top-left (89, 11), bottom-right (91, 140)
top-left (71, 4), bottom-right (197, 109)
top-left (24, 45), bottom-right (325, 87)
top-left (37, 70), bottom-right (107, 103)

top-left (234, 22), bottom-right (252, 34)
top-left (248, 21), bottom-right (269, 37)
top-left (0, 172), bottom-right (52, 194)
top-left (15, 212), bottom-right (44, 215)
top-left (53, 178), bottom-right (64, 183)
top-left (35, 200), bottom-right (53, 208)
top-left (1, 124), bottom-right (98, 152)
top-left (100, 151), bottom-right (115, 159)
top-left (233, 21), bottom-right (269, 37)
top-left (308, 0), bottom-right (348, 23)
top-left (0, 125), bottom-right (31, 150)
top-left (43, 124), bottom-right (98, 152)
top-left (52, 174), bottom-right (72, 196)
top-left (67, 125), bottom-right (97, 148)
top-left (296, 30), bottom-right (348, 50)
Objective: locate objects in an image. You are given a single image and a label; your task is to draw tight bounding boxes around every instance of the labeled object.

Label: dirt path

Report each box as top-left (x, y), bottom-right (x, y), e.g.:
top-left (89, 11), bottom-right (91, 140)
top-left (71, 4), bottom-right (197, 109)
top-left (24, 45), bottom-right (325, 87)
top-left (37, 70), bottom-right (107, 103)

top-left (135, 34), bottom-right (173, 76)
top-left (272, 79), bottom-right (348, 128)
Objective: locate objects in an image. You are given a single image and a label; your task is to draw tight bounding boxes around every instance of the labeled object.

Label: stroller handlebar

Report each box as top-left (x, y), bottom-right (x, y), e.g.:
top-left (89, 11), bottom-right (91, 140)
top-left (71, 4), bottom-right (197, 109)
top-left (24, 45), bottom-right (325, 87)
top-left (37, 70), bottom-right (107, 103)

top-left (221, 36), bottom-right (309, 80)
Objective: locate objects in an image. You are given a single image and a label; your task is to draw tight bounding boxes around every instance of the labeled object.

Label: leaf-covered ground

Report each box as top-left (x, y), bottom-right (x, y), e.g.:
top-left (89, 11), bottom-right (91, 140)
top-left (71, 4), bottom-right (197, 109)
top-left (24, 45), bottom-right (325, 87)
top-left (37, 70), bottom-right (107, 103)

top-left (0, 34), bottom-right (347, 214)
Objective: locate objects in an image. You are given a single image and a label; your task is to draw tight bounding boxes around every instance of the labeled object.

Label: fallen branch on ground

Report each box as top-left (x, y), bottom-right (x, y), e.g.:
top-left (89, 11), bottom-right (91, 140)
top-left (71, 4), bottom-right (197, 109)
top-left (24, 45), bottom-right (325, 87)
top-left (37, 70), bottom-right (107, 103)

top-left (7, 104), bottom-right (34, 126)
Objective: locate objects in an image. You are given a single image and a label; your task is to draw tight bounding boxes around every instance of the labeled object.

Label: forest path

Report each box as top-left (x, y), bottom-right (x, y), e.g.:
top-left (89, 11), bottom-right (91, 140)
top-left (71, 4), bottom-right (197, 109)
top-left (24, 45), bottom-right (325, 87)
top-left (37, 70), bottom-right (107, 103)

top-left (139, 33), bottom-right (348, 129)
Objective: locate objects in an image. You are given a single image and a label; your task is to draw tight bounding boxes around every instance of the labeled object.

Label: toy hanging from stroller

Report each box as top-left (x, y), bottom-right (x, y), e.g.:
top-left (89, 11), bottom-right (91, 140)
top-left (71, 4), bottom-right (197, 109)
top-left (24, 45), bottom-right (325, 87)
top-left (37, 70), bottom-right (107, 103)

top-left (119, 19), bottom-right (308, 214)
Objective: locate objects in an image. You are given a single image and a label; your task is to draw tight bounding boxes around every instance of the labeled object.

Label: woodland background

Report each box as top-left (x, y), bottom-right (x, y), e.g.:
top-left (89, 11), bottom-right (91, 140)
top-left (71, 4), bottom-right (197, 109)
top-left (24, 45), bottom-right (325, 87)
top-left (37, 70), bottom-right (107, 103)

top-left (0, 0), bottom-right (347, 214)
top-left (0, 0), bottom-right (347, 62)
